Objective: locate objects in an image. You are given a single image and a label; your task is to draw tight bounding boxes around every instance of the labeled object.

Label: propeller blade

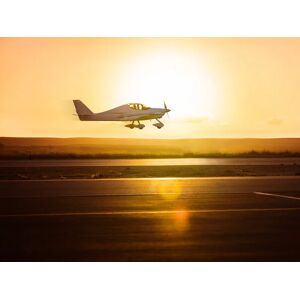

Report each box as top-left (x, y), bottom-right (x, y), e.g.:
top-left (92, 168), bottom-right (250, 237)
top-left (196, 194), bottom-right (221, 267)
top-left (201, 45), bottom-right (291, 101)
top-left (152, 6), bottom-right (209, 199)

top-left (164, 101), bottom-right (170, 118)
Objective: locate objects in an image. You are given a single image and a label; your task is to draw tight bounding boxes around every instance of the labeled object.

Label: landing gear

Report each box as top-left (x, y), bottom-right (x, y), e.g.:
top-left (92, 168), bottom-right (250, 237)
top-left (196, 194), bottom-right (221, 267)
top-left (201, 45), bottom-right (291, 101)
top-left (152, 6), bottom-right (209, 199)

top-left (125, 121), bottom-right (145, 129)
top-left (137, 121), bottom-right (145, 130)
top-left (153, 119), bottom-right (164, 129)
top-left (125, 119), bottom-right (165, 129)
top-left (125, 122), bottom-right (135, 129)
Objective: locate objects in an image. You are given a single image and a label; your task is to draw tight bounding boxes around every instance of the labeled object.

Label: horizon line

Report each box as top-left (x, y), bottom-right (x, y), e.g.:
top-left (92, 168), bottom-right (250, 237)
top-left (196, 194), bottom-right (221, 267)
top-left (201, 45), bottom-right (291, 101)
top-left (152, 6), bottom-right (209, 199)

top-left (1, 136), bottom-right (300, 140)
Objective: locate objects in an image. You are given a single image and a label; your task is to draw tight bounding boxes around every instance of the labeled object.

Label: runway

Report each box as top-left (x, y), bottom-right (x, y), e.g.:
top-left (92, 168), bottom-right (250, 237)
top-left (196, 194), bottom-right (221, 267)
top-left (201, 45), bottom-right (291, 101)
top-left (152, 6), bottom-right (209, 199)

top-left (2, 157), bottom-right (300, 167)
top-left (1, 177), bottom-right (300, 261)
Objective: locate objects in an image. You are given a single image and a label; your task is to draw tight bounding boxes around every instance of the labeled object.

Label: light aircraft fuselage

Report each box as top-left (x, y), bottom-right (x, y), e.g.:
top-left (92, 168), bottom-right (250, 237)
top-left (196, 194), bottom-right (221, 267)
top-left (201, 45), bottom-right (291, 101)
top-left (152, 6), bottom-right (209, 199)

top-left (73, 100), bottom-right (170, 129)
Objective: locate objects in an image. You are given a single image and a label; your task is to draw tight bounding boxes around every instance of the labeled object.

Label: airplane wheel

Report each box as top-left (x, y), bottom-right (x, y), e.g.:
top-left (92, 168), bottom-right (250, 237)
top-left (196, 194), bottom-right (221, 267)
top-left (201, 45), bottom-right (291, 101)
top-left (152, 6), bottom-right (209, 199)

top-left (153, 123), bottom-right (163, 129)
top-left (125, 124), bottom-right (135, 129)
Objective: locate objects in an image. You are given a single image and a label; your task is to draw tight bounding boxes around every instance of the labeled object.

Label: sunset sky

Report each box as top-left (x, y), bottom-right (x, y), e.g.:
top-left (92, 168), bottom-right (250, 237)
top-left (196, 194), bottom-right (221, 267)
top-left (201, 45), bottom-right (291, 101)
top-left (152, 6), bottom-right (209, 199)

top-left (1, 37), bottom-right (300, 138)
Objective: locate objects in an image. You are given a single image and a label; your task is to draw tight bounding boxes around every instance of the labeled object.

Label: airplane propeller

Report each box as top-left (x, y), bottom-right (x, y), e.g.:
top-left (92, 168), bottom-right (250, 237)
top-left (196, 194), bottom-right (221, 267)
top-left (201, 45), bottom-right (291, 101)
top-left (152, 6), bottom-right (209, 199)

top-left (164, 101), bottom-right (170, 118)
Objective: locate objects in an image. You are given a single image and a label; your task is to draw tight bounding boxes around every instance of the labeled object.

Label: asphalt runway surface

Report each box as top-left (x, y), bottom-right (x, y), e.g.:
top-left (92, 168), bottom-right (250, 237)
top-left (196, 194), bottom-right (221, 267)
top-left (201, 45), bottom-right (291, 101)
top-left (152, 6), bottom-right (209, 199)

top-left (1, 177), bottom-right (300, 261)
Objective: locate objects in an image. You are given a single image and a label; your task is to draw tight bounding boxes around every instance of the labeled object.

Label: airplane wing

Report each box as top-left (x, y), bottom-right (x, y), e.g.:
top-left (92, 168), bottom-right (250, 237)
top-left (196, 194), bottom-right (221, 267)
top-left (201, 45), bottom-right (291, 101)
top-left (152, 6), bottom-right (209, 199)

top-left (117, 114), bottom-right (159, 121)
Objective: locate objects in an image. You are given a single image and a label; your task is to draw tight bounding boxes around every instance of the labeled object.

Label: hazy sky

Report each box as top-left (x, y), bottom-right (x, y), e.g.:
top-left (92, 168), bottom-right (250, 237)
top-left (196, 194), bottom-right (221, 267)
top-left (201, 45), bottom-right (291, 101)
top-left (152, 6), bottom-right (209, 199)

top-left (1, 37), bottom-right (300, 138)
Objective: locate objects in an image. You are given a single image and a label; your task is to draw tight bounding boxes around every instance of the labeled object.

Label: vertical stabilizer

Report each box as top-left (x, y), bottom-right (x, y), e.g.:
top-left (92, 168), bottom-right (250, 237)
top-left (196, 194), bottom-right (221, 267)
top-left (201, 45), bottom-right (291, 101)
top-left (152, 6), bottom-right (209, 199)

top-left (73, 100), bottom-right (94, 119)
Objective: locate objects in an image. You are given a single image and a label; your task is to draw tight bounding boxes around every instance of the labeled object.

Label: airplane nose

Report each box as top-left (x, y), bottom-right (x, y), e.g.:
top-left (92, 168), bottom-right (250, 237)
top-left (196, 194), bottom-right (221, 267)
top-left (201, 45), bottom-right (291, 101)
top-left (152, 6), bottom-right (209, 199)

top-left (166, 109), bottom-right (171, 112)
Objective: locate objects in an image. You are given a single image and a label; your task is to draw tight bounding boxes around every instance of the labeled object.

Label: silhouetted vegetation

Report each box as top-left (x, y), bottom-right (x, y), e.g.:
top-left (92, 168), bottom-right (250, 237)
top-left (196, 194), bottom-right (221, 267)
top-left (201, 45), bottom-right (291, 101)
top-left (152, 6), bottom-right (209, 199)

top-left (1, 151), bottom-right (300, 159)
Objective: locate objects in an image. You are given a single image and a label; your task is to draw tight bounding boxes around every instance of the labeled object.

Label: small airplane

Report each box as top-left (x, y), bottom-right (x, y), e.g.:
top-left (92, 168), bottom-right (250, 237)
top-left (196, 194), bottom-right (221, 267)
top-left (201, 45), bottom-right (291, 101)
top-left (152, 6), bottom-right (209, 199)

top-left (73, 100), bottom-right (171, 129)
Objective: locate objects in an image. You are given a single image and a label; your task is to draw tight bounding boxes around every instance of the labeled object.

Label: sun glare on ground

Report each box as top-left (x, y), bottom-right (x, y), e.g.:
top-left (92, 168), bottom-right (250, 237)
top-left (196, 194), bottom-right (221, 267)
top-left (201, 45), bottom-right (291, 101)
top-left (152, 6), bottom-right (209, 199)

top-left (115, 50), bottom-right (219, 120)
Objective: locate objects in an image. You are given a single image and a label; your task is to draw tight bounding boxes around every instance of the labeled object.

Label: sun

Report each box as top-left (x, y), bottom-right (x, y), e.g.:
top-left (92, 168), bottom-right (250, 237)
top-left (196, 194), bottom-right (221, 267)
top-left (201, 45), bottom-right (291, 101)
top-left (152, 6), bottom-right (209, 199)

top-left (115, 50), bottom-right (219, 120)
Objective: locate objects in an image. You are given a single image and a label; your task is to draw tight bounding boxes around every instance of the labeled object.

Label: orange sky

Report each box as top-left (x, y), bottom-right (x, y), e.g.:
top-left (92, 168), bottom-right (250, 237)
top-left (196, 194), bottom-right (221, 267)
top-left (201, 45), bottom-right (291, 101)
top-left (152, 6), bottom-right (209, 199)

top-left (1, 37), bottom-right (300, 138)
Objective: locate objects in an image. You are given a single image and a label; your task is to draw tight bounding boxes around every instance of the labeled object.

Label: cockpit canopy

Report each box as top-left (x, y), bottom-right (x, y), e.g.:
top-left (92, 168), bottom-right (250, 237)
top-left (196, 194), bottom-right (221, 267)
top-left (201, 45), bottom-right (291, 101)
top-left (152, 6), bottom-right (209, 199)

top-left (128, 103), bottom-right (150, 110)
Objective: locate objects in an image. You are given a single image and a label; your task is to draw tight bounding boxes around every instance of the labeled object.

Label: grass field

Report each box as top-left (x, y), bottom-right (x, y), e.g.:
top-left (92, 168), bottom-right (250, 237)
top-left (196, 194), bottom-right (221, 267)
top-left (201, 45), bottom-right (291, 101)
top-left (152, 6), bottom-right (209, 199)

top-left (1, 137), bottom-right (300, 159)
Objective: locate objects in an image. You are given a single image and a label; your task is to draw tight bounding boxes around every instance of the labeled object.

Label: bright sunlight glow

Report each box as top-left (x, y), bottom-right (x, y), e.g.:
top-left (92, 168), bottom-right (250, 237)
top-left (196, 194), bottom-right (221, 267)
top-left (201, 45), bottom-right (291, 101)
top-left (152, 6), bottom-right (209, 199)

top-left (115, 50), bottom-right (219, 120)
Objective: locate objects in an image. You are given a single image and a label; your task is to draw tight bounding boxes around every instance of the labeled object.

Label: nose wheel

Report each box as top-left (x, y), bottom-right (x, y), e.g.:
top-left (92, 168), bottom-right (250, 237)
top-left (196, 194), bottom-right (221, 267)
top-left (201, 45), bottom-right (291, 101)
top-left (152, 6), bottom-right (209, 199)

top-left (153, 119), bottom-right (164, 129)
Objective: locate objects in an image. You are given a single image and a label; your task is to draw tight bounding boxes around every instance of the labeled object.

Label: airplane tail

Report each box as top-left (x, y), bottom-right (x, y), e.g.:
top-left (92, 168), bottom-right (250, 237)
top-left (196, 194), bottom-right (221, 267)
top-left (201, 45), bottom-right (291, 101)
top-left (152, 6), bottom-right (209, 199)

top-left (73, 100), bottom-right (93, 120)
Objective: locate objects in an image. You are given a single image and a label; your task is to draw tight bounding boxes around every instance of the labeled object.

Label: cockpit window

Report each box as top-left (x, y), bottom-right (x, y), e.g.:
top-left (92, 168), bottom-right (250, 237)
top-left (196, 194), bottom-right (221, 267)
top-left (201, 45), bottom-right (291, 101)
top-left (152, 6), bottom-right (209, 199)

top-left (129, 103), bottom-right (149, 110)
